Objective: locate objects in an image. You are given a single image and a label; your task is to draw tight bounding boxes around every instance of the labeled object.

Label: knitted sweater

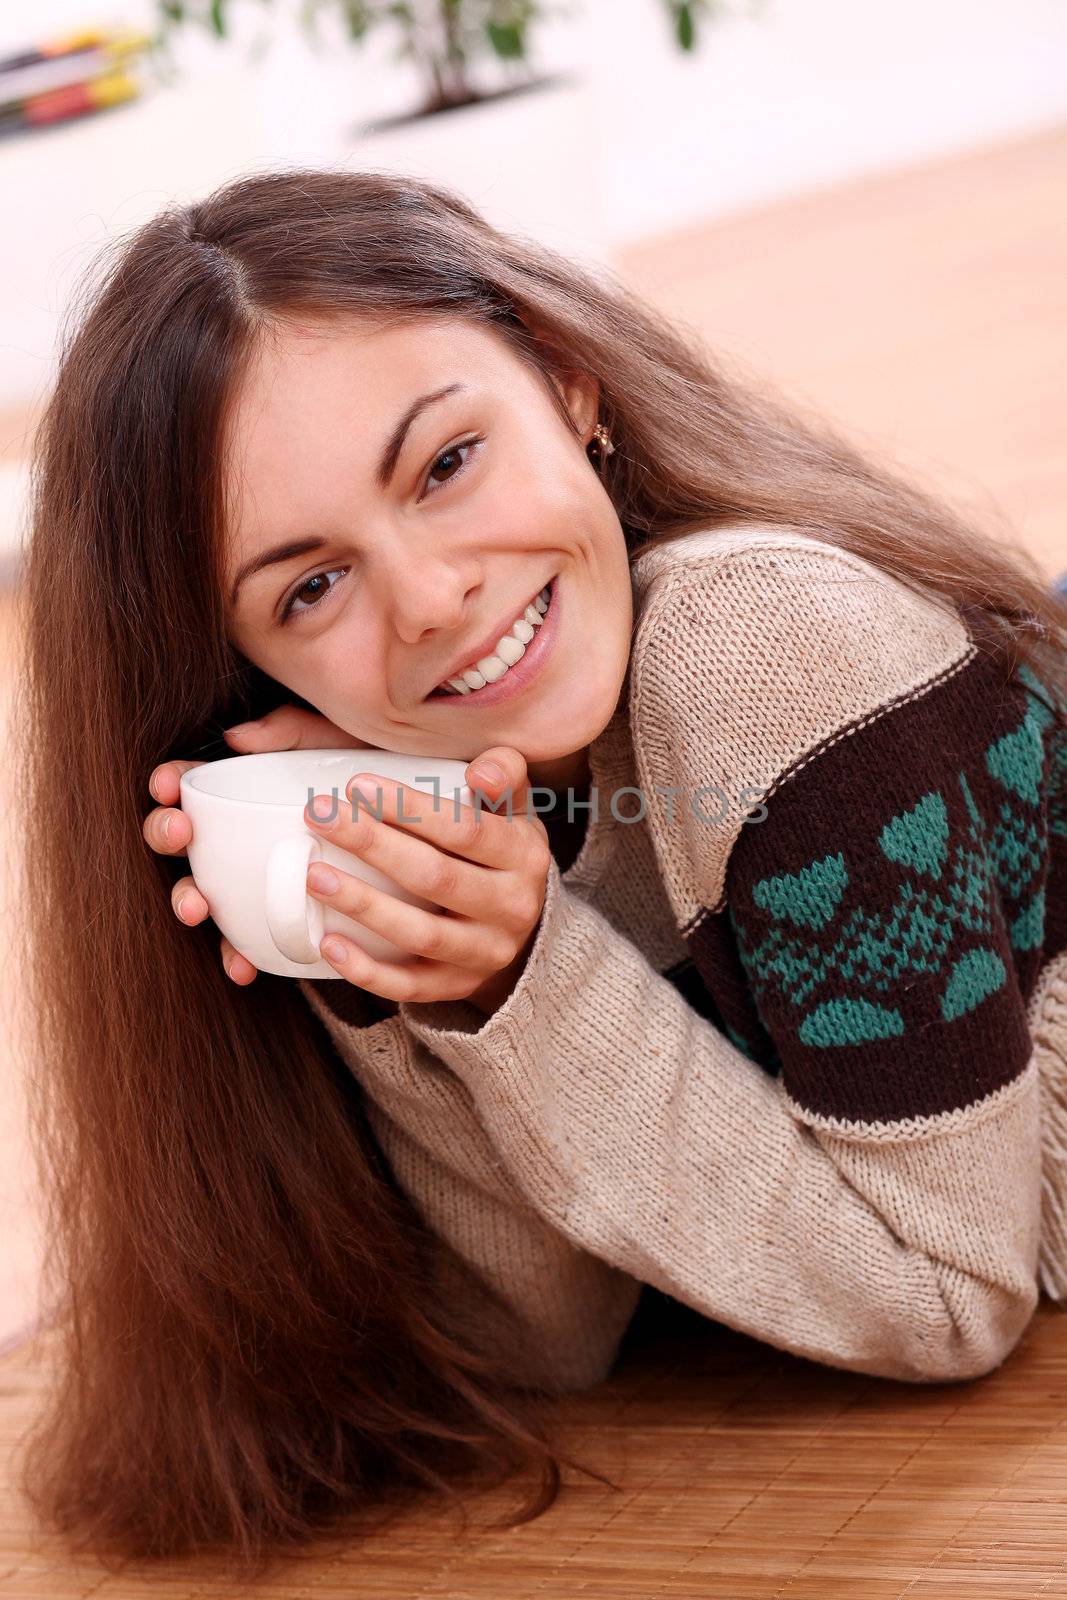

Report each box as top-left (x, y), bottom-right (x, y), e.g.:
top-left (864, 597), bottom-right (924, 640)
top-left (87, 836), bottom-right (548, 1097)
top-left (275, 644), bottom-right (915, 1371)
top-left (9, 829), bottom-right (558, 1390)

top-left (299, 524), bottom-right (1067, 1392)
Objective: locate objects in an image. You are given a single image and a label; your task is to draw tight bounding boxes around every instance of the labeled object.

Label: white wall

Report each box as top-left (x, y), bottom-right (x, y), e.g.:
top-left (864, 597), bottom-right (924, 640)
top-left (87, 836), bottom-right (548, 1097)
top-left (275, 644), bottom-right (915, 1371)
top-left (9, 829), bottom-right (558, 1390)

top-left (1, 0), bottom-right (1065, 412)
top-left (587, 0), bottom-right (1067, 240)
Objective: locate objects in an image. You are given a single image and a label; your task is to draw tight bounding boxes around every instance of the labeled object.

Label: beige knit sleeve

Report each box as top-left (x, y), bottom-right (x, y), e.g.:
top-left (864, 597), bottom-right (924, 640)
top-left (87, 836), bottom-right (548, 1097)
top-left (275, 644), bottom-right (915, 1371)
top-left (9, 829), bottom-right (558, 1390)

top-left (395, 540), bottom-right (1050, 1385)
top-left (298, 979), bottom-right (641, 1392)
top-left (396, 852), bottom-right (1043, 1388)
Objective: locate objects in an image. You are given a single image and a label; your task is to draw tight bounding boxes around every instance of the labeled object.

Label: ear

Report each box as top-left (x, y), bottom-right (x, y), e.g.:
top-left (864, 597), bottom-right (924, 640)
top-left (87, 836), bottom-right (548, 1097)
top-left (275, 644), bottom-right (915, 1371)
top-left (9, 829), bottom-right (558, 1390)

top-left (553, 368), bottom-right (601, 450)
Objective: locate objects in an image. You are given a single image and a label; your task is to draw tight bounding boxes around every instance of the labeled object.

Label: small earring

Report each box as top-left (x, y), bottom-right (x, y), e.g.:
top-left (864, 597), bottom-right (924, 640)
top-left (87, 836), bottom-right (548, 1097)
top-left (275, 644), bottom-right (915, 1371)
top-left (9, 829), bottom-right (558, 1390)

top-left (588, 422), bottom-right (615, 463)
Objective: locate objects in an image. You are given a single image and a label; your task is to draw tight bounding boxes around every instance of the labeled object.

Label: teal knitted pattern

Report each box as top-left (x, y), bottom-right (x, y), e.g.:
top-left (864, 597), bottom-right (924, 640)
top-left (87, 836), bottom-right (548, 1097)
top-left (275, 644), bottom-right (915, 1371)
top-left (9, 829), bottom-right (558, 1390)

top-left (702, 643), bottom-right (1060, 1122)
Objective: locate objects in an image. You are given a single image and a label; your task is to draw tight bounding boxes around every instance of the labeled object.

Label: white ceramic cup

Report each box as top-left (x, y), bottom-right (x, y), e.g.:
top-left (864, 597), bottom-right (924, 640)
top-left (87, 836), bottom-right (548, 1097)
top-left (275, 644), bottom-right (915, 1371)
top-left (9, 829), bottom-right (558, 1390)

top-left (180, 748), bottom-right (474, 978)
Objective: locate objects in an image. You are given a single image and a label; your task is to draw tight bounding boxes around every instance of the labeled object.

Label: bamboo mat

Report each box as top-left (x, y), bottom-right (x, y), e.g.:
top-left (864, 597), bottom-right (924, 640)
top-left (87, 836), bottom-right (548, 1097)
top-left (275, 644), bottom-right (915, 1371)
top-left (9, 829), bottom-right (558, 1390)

top-left (4, 1288), bottom-right (1067, 1599)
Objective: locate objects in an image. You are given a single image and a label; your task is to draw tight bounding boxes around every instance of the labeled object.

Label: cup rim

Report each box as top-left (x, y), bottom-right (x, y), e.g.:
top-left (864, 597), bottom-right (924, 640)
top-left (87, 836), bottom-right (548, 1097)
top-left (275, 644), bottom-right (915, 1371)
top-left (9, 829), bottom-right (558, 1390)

top-left (179, 747), bottom-right (471, 808)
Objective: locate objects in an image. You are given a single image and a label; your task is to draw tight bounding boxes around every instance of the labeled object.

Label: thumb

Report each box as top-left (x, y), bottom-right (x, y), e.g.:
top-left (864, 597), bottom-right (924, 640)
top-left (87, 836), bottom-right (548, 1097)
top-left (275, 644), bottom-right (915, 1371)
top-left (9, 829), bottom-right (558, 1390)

top-left (465, 745), bottom-right (528, 803)
top-left (223, 705), bottom-right (373, 751)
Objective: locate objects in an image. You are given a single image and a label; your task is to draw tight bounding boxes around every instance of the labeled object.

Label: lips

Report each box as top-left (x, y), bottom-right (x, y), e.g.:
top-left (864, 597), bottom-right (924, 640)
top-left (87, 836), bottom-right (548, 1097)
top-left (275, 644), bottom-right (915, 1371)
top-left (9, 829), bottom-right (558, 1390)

top-left (426, 581), bottom-right (550, 698)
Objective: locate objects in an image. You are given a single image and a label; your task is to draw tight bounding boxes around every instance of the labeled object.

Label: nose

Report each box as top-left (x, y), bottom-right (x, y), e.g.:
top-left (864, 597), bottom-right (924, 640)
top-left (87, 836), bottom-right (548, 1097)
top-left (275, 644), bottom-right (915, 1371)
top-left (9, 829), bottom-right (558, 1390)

top-left (371, 551), bottom-right (481, 646)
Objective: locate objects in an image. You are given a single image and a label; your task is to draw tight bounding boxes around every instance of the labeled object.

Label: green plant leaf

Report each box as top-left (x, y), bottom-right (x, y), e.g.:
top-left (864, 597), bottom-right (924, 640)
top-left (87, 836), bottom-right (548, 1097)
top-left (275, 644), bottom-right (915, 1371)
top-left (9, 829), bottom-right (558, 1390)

top-left (486, 20), bottom-right (525, 58)
top-left (342, 0), bottom-right (374, 39)
top-left (676, 2), bottom-right (695, 49)
top-left (208, 0), bottom-right (227, 36)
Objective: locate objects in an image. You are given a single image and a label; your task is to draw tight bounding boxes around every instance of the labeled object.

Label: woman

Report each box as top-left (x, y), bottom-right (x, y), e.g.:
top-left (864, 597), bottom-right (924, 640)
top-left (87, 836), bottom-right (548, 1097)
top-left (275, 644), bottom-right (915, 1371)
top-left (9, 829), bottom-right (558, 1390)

top-left (13, 167), bottom-right (1066, 1575)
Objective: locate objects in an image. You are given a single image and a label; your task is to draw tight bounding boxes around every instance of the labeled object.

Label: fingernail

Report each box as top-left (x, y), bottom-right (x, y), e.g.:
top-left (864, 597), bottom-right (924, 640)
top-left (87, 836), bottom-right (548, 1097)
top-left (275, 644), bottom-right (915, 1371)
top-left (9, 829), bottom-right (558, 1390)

top-left (225, 719), bottom-right (264, 738)
top-left (162, 813), bottom-right (173, 842)
top-left (149, 772), bottom-right (161, 801)
top-left (307, 863), bottom-right (340, 893)
top-left (307, 793), bottom-right (338, 825)
top-left (175, 893), bottom-right (191, 922)
top-left (349, 775), bottom-right (383, 806)
top-left (472, 761), bottom-right (505, 787)
top-left (321, 937), bottom-right (347, 963)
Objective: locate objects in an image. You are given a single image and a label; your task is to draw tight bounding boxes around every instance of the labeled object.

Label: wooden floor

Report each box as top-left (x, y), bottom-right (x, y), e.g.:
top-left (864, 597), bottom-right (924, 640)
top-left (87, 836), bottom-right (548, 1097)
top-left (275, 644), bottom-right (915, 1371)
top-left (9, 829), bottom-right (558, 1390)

top-left (6, 1293), bottom-right (1067, 1597)
top-left (1, 124), bottom-right (1066, 1596)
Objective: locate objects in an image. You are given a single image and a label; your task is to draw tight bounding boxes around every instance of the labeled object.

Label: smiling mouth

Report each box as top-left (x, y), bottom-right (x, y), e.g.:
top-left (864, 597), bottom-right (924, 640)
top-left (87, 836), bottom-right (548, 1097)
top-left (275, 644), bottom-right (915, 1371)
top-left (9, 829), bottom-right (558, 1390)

top-left (426, 581), bottom-right (554, 699)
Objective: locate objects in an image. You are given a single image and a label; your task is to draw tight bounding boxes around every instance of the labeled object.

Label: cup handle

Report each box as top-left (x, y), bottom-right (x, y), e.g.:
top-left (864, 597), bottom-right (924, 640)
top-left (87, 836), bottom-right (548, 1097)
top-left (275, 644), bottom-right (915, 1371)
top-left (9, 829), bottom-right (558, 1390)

top-left (265, 833), bottom-right (326, 965)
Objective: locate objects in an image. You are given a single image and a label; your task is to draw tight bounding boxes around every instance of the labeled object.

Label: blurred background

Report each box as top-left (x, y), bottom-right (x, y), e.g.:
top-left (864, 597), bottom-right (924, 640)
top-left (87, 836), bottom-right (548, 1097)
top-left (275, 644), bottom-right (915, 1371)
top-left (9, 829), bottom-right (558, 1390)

top-left (0, 0), bottom-right (1065, 1356)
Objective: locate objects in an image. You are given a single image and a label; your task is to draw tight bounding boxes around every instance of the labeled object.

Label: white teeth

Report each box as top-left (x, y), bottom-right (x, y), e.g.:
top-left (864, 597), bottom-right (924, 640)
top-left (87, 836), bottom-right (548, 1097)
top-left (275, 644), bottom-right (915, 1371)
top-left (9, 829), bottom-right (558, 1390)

top-left (477, 655), bottom-right (510, 684)
top-left (438, 582), bottom-right (553, 695)
top-left (494, 634), bottom-right (526, 666)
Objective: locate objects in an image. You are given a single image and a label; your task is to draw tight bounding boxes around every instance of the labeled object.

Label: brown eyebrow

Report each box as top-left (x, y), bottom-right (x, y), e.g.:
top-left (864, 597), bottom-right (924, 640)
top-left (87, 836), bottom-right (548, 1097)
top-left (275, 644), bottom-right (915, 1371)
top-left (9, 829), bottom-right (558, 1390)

top-left (375, 381), bottom-right (466, 491)
top-left (227, 380), bottom-right (468, 610)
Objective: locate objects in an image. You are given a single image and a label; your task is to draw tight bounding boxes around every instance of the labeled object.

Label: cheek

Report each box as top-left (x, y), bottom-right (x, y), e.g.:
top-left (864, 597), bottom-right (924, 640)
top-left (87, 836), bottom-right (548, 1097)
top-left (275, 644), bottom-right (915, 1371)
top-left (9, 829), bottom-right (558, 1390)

top-left (477, 473), bottom-right (540, 541)
top-left (506, 457), bottom-right (601, 547)
top-left (284, 628), bottom-right (379, 720)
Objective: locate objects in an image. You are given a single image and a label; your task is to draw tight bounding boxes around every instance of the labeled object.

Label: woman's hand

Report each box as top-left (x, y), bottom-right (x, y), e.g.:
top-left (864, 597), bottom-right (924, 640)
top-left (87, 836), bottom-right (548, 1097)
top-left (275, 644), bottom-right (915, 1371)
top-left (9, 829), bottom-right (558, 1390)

top-left (304, 746), bottom-right (551, 1016)
top-left (144, 705), bottom-right (372, 984)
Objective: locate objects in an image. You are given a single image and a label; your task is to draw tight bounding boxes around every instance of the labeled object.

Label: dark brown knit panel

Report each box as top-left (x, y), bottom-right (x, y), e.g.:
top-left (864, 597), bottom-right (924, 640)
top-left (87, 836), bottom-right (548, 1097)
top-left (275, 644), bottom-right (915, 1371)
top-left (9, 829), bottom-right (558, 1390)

top-left (670, 922), bottom-right (781, 1078)
top-left (684, 631), bottom-right (1059, 1125)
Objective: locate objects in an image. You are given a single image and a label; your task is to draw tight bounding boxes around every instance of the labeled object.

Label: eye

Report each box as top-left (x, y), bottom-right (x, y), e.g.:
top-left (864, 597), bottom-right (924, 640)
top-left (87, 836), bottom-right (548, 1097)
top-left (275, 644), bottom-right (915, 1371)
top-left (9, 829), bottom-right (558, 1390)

top-left (279, 566), bottom-right (347, 624)
top-left (422, 435), bottom-right (483, 495)
top-left (277, 436), bottom-right (483, 625)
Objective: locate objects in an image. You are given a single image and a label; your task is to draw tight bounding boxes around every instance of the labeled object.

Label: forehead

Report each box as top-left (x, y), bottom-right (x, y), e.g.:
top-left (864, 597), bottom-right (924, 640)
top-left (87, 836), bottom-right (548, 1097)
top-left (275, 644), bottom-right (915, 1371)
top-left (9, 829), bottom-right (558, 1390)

top-left (229, 312), bottom-right (518, 450)
top-left (221, 312), bottom-right (527, 547)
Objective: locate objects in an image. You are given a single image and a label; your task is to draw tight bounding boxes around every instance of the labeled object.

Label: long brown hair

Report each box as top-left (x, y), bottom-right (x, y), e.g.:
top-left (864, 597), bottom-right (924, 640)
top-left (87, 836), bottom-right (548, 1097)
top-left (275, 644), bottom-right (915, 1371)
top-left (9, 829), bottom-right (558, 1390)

top-left (12, 167), bottom-right (1067, 1579)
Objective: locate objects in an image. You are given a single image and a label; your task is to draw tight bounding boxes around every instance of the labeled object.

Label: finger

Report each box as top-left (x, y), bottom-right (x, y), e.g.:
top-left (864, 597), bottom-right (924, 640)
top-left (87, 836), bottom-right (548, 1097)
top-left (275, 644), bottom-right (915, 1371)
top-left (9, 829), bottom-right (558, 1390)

top-left (306, 859), bottom-right (498, 967)
top-left (148, 758), bottom-right (205, 807)
top-left (307, 792), bottom-right (495, 918)
top-left (464, 745), bottom-right (530, 804)
top-left (337, 771), bottom-right (532, 871)
top-left (220, 935), bottom-right (258, 984)
top-left (222, 705), bottom-right (371, 752)
top-left (143, 804), bottom-right (192, 857)
top-left (463, 745), bottom-right (551, 844)
top-left (171, 875), bottom-right (210, 926)
top-left (318, 934), bottom-right (473, 1005)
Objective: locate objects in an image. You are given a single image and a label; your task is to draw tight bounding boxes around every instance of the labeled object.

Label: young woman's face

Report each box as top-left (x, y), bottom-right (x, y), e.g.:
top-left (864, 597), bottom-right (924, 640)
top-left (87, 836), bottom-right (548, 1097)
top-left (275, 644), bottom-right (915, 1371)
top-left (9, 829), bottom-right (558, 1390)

top-left (222, 313), bottom-right (634, 787)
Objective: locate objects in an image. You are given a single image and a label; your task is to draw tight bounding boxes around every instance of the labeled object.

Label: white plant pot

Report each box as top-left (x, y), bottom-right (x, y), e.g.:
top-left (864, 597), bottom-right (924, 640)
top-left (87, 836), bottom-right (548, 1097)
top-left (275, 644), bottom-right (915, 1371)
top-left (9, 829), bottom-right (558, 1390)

top-left (341, 74), bottom-right (614, 274)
